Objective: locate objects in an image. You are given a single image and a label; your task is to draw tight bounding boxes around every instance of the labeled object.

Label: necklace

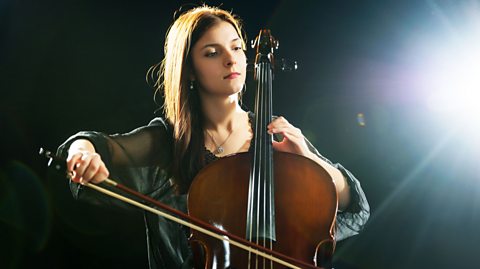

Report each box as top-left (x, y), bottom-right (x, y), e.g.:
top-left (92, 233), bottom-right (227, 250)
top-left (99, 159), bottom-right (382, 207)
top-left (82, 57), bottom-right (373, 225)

top-left (206, 129), bottom-right (235, 154)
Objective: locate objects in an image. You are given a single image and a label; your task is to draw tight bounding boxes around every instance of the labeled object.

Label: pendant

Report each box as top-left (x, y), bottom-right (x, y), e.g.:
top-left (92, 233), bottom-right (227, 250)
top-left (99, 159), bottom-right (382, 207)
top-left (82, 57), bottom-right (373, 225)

top-left (216, 146), bottom-right (224, 154)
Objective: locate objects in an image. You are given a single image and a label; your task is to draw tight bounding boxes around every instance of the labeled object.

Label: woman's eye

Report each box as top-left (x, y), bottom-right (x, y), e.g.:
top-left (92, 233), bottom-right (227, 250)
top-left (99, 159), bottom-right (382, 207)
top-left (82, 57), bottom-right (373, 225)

top-left (233, 46), bottom-right (242, 51)
top-left (206, 51), bottom-right (217, 57)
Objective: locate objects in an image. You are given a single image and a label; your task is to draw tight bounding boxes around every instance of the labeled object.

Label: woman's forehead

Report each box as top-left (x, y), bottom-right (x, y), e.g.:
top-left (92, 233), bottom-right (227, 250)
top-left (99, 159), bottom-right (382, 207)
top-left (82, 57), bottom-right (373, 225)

top-left (196, 21), bottom-right (240, 47)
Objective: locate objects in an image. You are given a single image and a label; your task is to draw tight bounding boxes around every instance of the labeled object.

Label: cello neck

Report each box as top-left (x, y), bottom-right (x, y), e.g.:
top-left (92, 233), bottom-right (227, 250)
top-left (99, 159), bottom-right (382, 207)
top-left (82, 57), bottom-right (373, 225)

top-left (246, 29), bottom-right (277, 242)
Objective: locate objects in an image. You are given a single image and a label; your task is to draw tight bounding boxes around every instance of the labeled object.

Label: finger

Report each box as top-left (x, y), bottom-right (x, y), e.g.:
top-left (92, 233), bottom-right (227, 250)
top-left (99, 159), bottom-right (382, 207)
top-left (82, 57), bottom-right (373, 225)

top-left (68, 154), bottom-right (87, 182)
top-left (275, 127), bottom-right (309, 146)
top-left (273, 116), bottom-right (288, 124)
top-left (268, 123), bottom-right (291, 133)
top-left (82, 155), bottom-right (102, 182)
top-left (280, 132), bottom-right (304, 148)
top-left (271, 139), bottom-right (284, 149)
top-left (91, 167), bottom-right (109, 184)
top-left (66, 152), bottom-right (83, 172)
top-left (72, 153), bottom-right (97, 182)
top-left (269, 125), bottom-right (303, 139)
top-left (268, 119), bottom-right (301, 135)
top-left (268, 116), bottom-right (288, 128)
top-left (271, 137), bottom-right (299, 154)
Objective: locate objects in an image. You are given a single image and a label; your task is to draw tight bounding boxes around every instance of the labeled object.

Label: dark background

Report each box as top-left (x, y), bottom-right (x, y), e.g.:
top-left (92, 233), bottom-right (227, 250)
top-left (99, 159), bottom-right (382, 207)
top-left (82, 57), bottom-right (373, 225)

top-left (2, 0), bottom-right (480, 268)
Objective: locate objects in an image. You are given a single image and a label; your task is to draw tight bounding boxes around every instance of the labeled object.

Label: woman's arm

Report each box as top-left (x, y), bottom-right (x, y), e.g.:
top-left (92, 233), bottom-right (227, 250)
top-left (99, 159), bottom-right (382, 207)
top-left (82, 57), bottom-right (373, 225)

top-left (267, 116), bottom-right (369, 240)
top-left (57, 118), bottom-right (175, 206)
top-left (305, 152), bottom-right (351, 211)
top-left (267, 116), bottom-right (351, 210)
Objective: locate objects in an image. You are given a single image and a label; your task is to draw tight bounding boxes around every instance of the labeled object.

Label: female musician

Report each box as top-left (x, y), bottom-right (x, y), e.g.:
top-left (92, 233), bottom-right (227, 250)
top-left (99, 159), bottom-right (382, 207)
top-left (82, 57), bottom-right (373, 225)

top-left (57, 5), bottom-right (369, 268)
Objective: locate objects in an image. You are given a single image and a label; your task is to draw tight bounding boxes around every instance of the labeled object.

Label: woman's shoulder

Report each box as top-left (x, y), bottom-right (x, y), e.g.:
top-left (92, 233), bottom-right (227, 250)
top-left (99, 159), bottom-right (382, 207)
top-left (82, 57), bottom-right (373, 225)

top-left (146, 117), bottom-right (174, 135)
top-left (148, 117), bottom-right (170, 128)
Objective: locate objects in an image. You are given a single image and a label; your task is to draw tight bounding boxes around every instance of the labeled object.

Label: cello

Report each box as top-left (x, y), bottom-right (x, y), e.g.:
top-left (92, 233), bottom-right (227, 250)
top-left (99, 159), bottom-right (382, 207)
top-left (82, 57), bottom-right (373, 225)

top-left (188, 29), bottom-right (338, 269)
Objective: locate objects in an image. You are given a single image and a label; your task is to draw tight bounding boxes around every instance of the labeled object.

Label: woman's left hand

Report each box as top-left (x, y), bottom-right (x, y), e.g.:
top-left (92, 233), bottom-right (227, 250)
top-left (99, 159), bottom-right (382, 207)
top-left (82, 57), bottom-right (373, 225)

top-left (267, 117), bottom-right (313, 158)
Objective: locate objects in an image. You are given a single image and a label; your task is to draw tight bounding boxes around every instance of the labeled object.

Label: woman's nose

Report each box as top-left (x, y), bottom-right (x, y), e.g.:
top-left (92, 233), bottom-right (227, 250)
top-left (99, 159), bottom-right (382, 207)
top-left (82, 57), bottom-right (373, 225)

top-left (224, 52), bottom-right (237, 67)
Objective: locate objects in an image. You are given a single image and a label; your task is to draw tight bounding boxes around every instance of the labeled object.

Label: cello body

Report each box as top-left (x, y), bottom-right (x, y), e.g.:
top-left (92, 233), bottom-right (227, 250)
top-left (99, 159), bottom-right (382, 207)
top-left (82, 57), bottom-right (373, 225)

top-left (188, 152), bottom-right (337, 268)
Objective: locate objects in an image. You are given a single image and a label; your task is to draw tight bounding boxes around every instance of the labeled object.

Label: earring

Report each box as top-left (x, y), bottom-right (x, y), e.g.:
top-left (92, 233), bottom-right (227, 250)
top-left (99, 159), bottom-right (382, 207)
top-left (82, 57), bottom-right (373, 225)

top-left (189, 80), bottom-right (194, 90)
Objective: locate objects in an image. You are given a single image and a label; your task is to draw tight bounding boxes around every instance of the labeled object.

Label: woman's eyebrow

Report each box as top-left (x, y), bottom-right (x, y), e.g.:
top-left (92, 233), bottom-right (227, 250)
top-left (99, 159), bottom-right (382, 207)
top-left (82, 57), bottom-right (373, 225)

top-left (201, 38), bottom-right (240, 49)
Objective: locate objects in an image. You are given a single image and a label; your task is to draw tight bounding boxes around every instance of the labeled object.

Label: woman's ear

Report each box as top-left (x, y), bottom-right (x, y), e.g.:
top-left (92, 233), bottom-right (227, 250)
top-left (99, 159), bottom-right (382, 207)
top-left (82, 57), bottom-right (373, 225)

top-left (186, 63), bottom-right (196, 81)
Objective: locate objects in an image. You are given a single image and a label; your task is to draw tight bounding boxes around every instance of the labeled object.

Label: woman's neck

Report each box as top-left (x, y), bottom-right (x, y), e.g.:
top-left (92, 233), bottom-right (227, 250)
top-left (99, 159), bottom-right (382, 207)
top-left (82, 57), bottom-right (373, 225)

top-left (200, 93), bottom-right (246, 132)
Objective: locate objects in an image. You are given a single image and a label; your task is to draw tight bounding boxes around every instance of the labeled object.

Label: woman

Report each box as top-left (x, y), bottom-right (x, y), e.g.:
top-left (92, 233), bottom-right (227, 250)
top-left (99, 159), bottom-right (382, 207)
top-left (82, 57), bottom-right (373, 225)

top-left (57, 5), bottom-right (369, 268)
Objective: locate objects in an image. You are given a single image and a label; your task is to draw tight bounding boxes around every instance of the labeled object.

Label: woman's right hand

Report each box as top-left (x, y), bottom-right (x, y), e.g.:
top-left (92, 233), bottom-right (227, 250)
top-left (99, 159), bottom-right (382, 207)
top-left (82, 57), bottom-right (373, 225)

top-left (66, 139), bottom-right (109, 184)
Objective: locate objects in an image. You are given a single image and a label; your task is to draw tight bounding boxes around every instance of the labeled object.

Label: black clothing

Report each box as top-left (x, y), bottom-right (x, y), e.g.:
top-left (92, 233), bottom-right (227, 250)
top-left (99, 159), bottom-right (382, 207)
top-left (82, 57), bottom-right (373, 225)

top-left (57, 116), bottom-right (370, 269)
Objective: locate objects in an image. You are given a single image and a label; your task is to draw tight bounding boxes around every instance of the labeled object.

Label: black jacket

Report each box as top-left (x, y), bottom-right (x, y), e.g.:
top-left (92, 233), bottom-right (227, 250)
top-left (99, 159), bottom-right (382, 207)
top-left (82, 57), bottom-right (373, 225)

top-left (57, 116), bottom-right (370, 268)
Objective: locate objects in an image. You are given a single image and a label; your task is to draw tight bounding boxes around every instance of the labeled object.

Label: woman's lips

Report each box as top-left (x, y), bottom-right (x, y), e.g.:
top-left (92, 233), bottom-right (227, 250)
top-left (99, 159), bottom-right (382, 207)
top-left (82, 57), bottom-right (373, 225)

top-left (224, 72), bottom-right (241, 79)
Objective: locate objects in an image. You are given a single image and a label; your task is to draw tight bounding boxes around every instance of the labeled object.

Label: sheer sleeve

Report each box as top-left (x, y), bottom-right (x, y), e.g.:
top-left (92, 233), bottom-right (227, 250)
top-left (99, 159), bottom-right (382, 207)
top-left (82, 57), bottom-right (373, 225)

top-left (305, 138), bottom-right (370, 241)
top-left (56, 117), bottom-right (176, 209)
top-left (106, 118), bottom-right (173, 167)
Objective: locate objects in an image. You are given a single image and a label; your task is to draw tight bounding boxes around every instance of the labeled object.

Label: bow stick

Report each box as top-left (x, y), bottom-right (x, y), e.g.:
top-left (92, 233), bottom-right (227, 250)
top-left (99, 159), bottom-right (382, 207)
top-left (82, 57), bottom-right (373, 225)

top-left (40, 148), bottom-right (324, 269)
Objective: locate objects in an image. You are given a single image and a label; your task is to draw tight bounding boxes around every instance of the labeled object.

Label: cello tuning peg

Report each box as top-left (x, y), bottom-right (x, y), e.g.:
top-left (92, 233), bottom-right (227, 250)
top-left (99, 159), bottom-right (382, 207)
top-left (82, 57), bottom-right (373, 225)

top-left (274, 40), bottom-right (280, 50)
top-left (39, 147), bottom-right (52, 158)
top-left (279, 58), bottom-right (298, 72)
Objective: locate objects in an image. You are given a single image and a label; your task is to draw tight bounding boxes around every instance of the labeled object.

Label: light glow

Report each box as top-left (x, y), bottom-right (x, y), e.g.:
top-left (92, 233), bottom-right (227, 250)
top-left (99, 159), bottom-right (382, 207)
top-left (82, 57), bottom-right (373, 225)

top-left (414, 11), bottom-right (480, 136)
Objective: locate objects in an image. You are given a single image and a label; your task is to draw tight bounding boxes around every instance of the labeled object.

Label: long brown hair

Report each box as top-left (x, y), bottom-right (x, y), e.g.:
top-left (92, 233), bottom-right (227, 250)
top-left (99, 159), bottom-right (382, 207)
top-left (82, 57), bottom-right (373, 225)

top-left (149, 5), bottom-right (246, 193)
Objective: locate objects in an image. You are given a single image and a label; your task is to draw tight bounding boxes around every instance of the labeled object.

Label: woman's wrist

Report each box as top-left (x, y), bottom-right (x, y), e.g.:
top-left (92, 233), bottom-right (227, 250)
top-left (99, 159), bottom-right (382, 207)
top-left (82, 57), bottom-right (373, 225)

top-left (69, 139), bottom-right (96, 154)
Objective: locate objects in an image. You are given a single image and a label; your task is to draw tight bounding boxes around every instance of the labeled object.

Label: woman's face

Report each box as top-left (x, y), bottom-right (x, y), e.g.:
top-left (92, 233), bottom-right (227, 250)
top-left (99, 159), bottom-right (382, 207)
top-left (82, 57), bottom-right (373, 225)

top-left (190, 21), bottom-right (247, 97)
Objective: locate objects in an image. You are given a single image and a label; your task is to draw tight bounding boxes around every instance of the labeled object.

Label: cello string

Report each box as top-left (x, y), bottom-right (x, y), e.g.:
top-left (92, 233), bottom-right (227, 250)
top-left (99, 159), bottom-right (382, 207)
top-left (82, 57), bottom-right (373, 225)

top-left (258, 62), bottom-right (262, 269)
top-left (256, 61), bottom-right (264, 269)
top-left (248, 60), bottom-right (258, 269)
top-left (260, 62), bottom-right (268, 269)
top-left (268, 65), bottom-right (274, 269)
top-left (264, 63), bottom-right (269, 269)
